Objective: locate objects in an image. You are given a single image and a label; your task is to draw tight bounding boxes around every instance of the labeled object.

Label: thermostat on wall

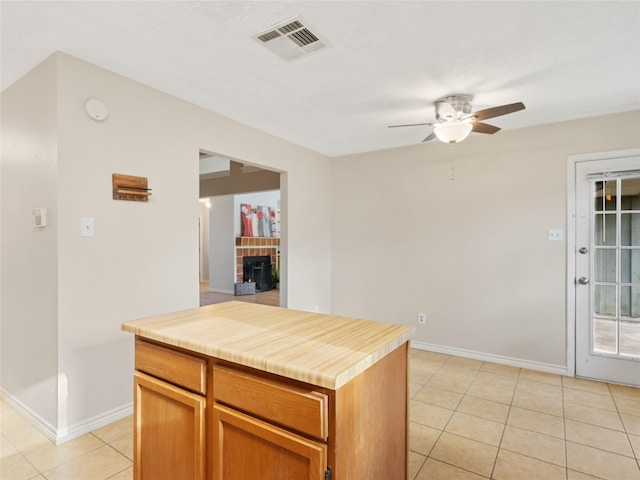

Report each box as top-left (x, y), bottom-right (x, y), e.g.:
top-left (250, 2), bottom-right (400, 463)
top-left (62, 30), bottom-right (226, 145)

top-left (32, 208), bottom-right (47, 227)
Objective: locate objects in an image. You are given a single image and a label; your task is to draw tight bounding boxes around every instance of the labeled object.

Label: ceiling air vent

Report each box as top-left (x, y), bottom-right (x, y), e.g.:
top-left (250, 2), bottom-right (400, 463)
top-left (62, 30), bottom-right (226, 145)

top-left (253, 17), bottom-right (329, 61)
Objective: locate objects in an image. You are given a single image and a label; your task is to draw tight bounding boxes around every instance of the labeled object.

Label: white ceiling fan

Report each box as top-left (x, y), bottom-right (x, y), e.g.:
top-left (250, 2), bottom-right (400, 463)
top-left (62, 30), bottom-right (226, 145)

top-left (388, 94), bottom-right (526, 144)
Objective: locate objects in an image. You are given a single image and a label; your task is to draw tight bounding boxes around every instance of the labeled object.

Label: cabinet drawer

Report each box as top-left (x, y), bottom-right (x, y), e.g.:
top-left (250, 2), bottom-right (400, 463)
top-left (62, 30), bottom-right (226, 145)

top-left (135, 339), bottom-right (206, 395)
top-left (213, 366), bottom-right (328, 441)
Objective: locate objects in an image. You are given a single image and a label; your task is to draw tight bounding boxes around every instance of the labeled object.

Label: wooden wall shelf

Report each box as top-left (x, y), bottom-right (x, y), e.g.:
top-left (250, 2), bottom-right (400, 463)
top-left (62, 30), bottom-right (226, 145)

top-left (113, 173), bottom-right (151, 202)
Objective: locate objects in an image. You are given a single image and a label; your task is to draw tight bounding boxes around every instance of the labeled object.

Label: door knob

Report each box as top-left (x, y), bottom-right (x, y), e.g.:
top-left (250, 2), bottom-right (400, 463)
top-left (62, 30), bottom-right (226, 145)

top-left (579, 247), bottom-right (588, 254)
top-left (577, 277), bottom-right (589, 285)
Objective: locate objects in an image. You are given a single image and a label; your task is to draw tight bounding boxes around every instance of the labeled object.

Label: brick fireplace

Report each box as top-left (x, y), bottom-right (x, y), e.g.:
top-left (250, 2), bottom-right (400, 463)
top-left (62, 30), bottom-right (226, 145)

top-left (235, 236), bottom-right (280, 284)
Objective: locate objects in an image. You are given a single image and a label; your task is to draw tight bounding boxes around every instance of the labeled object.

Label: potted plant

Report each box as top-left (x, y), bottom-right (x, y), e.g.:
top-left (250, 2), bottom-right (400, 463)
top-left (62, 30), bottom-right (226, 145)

top-left (272, 267), bottom-right (280, 289)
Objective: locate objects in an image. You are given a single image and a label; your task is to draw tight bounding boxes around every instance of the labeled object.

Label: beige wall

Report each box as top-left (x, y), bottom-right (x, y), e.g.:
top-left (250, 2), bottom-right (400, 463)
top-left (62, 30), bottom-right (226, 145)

top-left (331, 110), bottom-right (640, 370)
top-left (1, 55), bottom-right (60, 429)
top-left (1, 53), bottom-right (332, 441)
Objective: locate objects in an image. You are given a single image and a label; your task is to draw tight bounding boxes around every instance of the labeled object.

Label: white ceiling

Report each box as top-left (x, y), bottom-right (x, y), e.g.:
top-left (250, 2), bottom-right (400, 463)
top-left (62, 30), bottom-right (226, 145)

top-left (1, 1), bottom-right (639, 157)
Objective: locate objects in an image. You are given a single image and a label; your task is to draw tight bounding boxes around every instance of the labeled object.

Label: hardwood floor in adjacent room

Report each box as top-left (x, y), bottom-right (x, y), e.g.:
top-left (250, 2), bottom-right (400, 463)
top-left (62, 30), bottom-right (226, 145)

top-left (200, 282), bottom-right (280, 307)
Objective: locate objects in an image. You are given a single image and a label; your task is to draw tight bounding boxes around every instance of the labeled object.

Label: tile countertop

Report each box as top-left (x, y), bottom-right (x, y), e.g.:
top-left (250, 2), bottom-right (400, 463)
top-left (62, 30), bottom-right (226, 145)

top-left (121, 301), bottom-right (415, 390)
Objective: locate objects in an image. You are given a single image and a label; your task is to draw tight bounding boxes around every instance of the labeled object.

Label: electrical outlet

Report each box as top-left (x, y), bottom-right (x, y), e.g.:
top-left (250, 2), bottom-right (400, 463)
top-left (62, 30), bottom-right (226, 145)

top-left (548, 229), bottom-right (563, 241)
top-left (417, 312), bottom-right (426, 325)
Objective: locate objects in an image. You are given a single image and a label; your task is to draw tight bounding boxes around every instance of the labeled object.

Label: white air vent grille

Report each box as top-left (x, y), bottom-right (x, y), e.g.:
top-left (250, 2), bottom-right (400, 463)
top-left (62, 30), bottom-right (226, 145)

top-left (257, 30), bottom-right (281, 43)
top-left (288, 28), bottom-right (319, 47)
top-left (278, 20), bottom-right (303, 34)
top-left (253, 16), bottom-right (328, 61)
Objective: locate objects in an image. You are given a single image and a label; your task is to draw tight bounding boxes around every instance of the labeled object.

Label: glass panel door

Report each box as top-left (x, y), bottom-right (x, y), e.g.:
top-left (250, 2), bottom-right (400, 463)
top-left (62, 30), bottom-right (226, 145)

top-left (592, 177), bottom-right (640, 358)
top-left (575, 155), bottom-right (640, 386)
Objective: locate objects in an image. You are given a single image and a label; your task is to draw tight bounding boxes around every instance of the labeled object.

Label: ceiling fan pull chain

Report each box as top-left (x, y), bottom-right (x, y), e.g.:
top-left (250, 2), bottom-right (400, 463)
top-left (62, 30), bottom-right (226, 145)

top-left (450, 158), bottom-right (456, 181)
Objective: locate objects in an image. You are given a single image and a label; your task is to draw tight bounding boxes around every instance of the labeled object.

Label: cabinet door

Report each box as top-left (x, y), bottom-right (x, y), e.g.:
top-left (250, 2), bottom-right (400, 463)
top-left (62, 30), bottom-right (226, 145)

top-left (134, 372), bottom-right (206, 480)
top-left (212, 404), bottom-right (327, 480)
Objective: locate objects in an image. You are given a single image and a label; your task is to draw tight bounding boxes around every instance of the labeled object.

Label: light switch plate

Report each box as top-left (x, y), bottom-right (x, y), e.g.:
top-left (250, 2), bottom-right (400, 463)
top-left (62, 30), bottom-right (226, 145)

top-left (81, 217), bottom-right (95, 237)
top-left (548, 229), bottom-right (563, 241)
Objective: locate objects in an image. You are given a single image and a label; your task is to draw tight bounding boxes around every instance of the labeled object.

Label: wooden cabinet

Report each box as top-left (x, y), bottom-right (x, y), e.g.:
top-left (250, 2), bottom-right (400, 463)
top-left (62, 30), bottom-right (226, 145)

top-left (133, 339), bottom-right (207, 480)
top-left (212, 404), bottom-right (327, 480)
top-left (132, 337), bottom-right (408, 480)
top-left (211, 365), bottom-right (329, 480)
top-left (133, 372), bottom-right (206, 480)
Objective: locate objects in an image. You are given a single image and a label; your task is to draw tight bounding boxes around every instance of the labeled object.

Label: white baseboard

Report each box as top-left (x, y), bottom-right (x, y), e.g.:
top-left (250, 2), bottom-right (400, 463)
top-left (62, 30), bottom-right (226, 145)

top-left (410, 341), bottom-right (569, 377)
top-left (0, 389), bottom-right (58, 443)
top-left (1, 389), bottom-right (132, 445)
top-left (55, 403), bottom-right (133, 445)
top-left (209, 288), bottom-right (234, 295)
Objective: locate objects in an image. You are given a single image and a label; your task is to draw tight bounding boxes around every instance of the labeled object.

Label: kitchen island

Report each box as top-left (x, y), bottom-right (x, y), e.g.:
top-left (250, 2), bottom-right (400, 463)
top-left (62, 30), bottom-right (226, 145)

top-left (122, 301), bottom-right (414, 480)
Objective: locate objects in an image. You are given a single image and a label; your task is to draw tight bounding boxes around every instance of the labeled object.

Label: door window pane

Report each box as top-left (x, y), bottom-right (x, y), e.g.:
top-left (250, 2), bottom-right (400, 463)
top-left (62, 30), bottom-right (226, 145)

top-left (621, 213), bottom-right (640, 247)
top-left (620, 249), bottom-right (639, 283)
top-left (620, 286), bottom-right (640, 319)
top-left (594, 214), bottom-right (616, 246)
top-left (594, 285), bottom-right (616, 316)
top-left (593, 318), bottom-right (617, 354)
top-left (594, 249), bottom-right (616, 282)
top-left (619, 321), bottom-right (640, 357)
top-left (594, 181), bottom-right (617, 211)
top-left (621, 178), bottom-right (640, 211)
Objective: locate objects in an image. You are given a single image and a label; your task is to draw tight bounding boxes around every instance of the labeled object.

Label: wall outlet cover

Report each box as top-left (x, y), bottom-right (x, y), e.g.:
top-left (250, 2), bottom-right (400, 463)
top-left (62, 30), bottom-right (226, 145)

top-left (548, 229), bottom-right (563, 241)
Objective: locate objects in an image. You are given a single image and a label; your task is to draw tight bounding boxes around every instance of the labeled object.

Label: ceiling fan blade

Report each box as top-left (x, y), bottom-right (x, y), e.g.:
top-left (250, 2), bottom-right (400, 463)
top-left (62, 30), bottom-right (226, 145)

top-left (422, 132), bottom-right (437, 142)
top-left (387, 122), bottom-right (433, 128)
top-left (471, 122), bottom-right (501, 134)
top-left (472, 102), bottom-right (525, 121)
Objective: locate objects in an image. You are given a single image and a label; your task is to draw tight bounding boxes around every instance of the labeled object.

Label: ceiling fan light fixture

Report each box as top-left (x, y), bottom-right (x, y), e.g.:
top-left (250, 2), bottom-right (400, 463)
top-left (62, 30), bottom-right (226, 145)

top-left (434, 121), bottom-right (472, 144)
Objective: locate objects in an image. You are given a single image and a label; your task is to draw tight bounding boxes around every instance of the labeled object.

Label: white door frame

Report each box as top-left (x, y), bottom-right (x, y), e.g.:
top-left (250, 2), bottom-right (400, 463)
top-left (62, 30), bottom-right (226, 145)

top-left (566, 148), bottom-right (640, 378)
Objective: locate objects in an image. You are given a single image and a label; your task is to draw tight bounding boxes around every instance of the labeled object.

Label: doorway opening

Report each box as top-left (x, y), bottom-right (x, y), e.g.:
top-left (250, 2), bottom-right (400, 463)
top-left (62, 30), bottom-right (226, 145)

top-left (198, 151), bottom-right (284, 308)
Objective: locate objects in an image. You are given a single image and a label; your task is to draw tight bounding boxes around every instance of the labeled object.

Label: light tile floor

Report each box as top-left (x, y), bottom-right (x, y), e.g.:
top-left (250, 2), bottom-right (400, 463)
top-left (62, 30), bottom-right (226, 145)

top-left (1, 404), bottom-right (132, 480)
top-left (1, 349), bottom-right (639, 479)
top-left (408, 349), bottom-right (640, 480)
